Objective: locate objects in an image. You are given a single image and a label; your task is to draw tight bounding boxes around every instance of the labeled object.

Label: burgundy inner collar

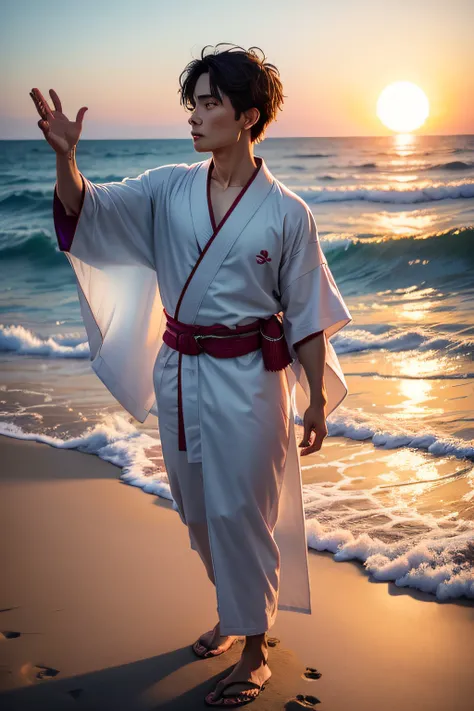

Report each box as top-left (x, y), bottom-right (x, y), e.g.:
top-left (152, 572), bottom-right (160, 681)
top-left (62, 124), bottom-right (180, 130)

top-left (207, 156), bottom-right (263, 234)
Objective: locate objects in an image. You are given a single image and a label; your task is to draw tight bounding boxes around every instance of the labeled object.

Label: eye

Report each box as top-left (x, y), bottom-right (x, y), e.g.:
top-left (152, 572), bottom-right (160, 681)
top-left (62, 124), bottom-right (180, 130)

top-left (205, 101), bottom-right (217, 108)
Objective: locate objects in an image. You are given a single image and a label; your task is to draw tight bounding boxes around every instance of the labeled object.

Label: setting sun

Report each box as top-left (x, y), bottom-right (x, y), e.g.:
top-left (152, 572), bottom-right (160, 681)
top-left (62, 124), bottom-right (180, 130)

top-left (376, 81), bottom-right (430, 133)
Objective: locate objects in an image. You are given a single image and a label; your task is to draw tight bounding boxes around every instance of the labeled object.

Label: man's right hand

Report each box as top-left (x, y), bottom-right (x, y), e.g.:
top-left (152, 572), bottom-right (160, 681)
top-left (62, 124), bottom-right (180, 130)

top-left (29, 88), bottom-right (88, 156)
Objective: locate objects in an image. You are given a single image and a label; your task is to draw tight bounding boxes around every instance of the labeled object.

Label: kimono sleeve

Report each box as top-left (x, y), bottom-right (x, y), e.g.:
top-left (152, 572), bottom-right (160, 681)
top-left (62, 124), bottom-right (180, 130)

top-left (53, 168), bottom-right (159, 269)
top-left (279, 202), bottom-right (353, 418)
top-left (52, 164), bottom-right (178, 423)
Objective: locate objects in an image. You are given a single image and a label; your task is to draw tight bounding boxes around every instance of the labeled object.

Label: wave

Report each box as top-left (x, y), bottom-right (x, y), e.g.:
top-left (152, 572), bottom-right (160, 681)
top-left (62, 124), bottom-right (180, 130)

top-left (0, 324), bottom-right (89, 357)
top-left (6, 176), bottom-right (34, 185)
top-left (311, 160), bottom-right (473, 174)
top-left (350, 160), bottom-right (473, 172)
top-left (0, 177), bottom-right (123, 213)
top-left (324, 226), bottom-right (474, 287)
top-left (375, 147), bottom-right (474, 157)
top-left (0, 230), bottom-right (61, 263)
top-left (301, 181), bottom-right (474, 204)
top-left (1, 415), bottom-right (472, 600)
top-left (323, 407), bottom-right (474, 461)
top-left (0, 189), bottom-right (49, 212)
top-left (377, 160), bottom-right (472, 172)
top-left (305, 519), bottom-right (474, 602)
top-left (286, 153), bottom-right (334, 159)
top-left (332, 325), bottom-right (474, 360)
top-left (429, 161), bottom-right (474, 171)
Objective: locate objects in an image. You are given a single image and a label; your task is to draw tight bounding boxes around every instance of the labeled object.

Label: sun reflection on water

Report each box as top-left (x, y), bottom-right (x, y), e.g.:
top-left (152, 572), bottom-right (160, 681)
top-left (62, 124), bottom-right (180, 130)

top-left (393, 132), bottom-right (417, 155)
top-left (371, 210), bottom-right (437, 237)
top-left (376, 449), bottom-right (446, 502)
top-left (388, 350), bottom-right (458, 378)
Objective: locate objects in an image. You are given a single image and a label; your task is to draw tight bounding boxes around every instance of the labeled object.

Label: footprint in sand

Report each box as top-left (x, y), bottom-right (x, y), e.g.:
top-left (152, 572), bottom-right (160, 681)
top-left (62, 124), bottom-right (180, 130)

top-left (20, 662), bottom-right (60, 682)
top-left (67, 688), bottom-right (84, 699)
top-left (0, 631), bottom-right (21, 639)
top-left (285, 694), bottom-right (322, 708)
top-left (286, 667), bottom-right (322, 707)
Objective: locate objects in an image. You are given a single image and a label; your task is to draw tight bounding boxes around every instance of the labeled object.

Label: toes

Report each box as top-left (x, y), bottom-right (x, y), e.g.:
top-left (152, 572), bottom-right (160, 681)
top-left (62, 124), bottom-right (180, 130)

top-left (207, 648), bottom-right (223, 656)
top-left (207, 638), bottom-right (237, 656)
top-left (221, 684), bottom-right (258, 697)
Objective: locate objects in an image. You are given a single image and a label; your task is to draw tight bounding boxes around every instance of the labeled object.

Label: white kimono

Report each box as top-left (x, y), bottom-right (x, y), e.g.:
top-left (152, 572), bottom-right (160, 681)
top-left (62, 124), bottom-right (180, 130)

top-left (53, 155), bottom-right (352, 635)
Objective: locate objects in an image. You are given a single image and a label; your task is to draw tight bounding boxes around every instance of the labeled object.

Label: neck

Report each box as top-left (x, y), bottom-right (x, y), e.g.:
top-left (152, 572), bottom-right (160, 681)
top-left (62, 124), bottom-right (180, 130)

top-left (210, 145), bottom-right (258, 189)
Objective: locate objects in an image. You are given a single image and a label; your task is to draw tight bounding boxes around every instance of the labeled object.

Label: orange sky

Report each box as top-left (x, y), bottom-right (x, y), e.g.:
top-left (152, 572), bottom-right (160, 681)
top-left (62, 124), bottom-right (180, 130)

top-left (1, 0), bottom-right (473, 139)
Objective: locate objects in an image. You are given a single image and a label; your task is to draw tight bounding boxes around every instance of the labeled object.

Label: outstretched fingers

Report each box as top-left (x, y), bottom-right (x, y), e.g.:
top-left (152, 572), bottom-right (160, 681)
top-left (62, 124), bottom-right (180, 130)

top-left (49, 88), bottom-right (62, 112)
top-left (75, 106), bottom-right (88, 124)
top-left (29, 88), bottom-right (54, 120)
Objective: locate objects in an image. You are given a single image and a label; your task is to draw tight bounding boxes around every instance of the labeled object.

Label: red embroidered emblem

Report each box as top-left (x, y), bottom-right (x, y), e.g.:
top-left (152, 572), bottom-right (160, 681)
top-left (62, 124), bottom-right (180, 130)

top-left (256, 249), bottom-right (272, 264)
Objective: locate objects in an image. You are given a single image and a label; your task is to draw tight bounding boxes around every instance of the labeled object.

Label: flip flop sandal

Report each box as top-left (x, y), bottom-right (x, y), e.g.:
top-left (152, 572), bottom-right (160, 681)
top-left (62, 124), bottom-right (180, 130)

top-left (192, 635), bottom-right (240, 659)
top-left (204, 678), bottom-right (270, 706)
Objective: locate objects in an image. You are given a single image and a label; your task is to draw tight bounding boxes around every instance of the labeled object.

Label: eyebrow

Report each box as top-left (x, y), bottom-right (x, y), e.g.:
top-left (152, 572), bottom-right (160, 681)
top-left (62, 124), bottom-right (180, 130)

top-left (194, 94), bottom-right (220, 102)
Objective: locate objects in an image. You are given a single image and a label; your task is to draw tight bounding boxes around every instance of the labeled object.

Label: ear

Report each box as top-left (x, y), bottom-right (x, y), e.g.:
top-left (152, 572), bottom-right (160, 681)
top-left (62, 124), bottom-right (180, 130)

top-left (243, 107), bottom-right (260, 131)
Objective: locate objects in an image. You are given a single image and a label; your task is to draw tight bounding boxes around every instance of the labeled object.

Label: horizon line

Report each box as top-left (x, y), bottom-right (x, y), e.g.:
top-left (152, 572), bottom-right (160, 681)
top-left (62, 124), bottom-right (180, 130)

top-left (1, 133), bottom-right (473, 141)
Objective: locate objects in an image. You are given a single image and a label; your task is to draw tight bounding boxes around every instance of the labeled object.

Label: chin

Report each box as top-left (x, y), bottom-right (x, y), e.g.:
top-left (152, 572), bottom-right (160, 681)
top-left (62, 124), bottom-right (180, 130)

top-left (193, 141), bottom-right (212, 153)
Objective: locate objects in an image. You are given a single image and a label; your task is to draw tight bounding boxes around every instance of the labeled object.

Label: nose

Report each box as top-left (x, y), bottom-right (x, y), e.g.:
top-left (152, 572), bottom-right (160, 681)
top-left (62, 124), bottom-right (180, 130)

top-left (188, 107), bottom-right (202, 127)
top-left (188, 115), bottom-right (200, 127)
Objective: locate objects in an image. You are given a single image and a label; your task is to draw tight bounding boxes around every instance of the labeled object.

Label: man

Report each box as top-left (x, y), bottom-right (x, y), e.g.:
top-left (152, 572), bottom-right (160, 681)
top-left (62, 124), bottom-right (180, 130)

top-left (30, 43), bottom-right (352, 706)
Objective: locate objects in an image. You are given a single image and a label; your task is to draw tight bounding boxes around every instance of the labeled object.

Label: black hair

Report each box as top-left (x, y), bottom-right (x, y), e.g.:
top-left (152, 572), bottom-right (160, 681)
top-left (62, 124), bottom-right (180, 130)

top-left (178, 43), bottom-right (286, 144)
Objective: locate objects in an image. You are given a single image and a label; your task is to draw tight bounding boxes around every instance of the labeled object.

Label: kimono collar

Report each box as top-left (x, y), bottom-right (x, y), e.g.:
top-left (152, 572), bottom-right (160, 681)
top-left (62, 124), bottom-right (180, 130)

top-left (189, 155), bottom-right (275, 253)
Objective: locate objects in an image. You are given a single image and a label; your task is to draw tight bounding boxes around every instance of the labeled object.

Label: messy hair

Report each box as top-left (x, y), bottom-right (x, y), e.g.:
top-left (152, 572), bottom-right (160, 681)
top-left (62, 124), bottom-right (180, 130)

top-left (178, 43), bottom-right (286, 144)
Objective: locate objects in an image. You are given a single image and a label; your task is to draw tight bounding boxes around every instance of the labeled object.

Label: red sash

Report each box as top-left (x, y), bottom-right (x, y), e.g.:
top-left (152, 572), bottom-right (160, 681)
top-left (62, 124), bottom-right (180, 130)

top-left (163, 310), bottom-right (292, 450)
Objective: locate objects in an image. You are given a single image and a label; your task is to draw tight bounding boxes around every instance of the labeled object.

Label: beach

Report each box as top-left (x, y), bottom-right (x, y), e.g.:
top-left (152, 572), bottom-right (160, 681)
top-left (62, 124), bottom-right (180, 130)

top-left (1, 434), bottom-right (473, 710)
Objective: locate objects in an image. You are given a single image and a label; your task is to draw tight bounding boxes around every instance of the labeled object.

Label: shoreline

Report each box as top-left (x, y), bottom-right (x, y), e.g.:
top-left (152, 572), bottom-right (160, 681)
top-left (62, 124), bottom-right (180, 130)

top-left (1, 434), bottom-right (473, 710)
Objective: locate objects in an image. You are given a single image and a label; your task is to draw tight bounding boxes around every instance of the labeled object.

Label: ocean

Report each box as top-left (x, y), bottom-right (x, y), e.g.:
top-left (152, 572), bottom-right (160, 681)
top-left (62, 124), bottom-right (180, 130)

top-left (1, 135), bottom-right (473, 600)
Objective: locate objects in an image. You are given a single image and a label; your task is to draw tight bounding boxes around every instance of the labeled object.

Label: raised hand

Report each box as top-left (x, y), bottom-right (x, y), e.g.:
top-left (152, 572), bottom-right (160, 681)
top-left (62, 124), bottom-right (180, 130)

top-left (29, 88), bottom-right (88, 155)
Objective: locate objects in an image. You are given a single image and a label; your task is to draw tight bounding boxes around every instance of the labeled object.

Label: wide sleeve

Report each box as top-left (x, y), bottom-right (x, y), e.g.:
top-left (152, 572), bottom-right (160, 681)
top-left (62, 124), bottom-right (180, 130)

top-left (279, 203), bottom-right (353, 419)
top-left (52, 164), bottom-right (178, 422)
top-left (53, 168), bottom-right (158, 269)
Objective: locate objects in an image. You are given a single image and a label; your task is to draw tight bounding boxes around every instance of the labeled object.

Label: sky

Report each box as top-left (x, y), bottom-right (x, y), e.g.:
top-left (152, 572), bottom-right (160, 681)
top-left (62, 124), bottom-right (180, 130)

top-left (1, 0), bottom-right (473, 140)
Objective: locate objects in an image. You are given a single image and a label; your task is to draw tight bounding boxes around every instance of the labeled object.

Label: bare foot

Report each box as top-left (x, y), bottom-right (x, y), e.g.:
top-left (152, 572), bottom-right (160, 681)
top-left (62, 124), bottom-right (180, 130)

top-left (208, 647), bottom-right (272, 701)
top-left (193, 621), bottom-right (241, 657)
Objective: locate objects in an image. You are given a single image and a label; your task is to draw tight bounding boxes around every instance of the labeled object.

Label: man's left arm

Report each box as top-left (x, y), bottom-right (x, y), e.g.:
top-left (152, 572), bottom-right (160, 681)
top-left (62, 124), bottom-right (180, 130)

top-left (294, 332), bottom-right (328, 455)
top-left (279, 204), bottom-right (353, 449)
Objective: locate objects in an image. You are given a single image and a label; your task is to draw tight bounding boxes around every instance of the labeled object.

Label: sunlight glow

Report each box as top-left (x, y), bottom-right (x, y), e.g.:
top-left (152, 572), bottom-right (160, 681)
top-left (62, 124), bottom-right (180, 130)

top-left (377, 82), bottom-right (430, 133)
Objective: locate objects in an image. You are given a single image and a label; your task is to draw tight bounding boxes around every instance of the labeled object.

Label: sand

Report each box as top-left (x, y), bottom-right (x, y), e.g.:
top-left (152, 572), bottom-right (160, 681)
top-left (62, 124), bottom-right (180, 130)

top-left (0, 434), bottom-right (473, 710)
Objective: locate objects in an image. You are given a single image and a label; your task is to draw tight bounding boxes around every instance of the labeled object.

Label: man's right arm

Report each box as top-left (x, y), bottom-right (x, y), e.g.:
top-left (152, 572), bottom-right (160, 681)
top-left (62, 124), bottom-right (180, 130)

top-left (55, 146), bottom-right (84, 216)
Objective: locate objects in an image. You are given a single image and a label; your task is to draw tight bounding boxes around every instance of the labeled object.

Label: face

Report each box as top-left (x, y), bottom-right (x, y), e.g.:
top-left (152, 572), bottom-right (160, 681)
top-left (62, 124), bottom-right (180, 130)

top-left (188, 72), bottom-right (259, 152)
